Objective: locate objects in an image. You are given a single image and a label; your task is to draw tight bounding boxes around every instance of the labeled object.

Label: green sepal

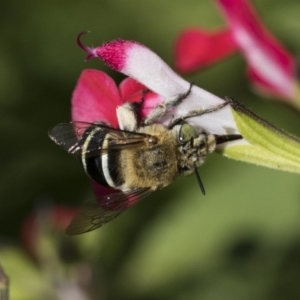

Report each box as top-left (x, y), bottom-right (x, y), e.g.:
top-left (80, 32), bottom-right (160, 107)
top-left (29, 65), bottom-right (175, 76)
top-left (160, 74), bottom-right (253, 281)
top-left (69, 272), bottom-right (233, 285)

top-left (220, 98), bottom-right (300, 173)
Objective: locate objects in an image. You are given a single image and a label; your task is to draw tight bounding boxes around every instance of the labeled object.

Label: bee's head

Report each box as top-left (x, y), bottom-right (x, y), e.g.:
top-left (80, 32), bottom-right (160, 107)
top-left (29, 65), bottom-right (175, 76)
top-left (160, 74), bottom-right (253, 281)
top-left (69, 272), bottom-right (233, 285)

top-left (174, 122), bottom-right (216, 175)
top-left (173, 122), bottom-right (213, 195)
top-left (174, 122), bottom-right (242, 195)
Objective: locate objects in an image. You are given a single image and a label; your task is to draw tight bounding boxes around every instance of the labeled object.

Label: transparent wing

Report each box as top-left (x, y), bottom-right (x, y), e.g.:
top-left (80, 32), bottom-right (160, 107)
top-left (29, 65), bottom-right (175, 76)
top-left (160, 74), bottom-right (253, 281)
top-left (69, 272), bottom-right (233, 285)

top-left (65, 188), bottom-right (153, 235)
top-left (48, 122), bottom-right (90, 155)
top-left (48, 121), bottom-right (149, 157)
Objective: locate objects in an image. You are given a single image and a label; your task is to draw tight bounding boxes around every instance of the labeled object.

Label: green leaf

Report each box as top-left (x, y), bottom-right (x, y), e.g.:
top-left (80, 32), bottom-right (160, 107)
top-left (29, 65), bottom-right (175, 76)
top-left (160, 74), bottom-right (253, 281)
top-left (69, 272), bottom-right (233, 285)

top-left (221, 98), bottom-right (300, 174)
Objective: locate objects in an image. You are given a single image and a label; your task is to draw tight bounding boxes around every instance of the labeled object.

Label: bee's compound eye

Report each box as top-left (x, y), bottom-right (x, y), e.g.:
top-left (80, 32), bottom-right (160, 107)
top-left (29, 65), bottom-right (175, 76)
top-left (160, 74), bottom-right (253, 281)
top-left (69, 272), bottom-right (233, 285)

top-left (178, 123), bottom-right (197, 144)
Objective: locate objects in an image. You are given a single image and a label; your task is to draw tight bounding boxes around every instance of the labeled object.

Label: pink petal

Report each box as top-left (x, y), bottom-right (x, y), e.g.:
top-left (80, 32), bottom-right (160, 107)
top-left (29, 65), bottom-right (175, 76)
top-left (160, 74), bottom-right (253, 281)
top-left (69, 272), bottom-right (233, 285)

top-left (72, 69), bottom-right (122, 128)
top-left (247, 67), bottom-right (285, 99)
top-left (216, 0), bottom-right (296, 100)
top-left (91, 181), bottom-right (117, 198)
top-left (175, 28), bottom-right (237, 72)
top-left (139, 92), bottom-right (164, 119)
top-left (119, 77), bottom-right (146, 103)
top-left (95, 39), bottom-right (138, 72)
top-left (92, 181), bottom-right (141, 211)
top-left (77, 33), bottom-right (137, 71)
top-left (119, 77), bottom-right (164, 119)
top-left (92, 180), bottom-right (140, 210)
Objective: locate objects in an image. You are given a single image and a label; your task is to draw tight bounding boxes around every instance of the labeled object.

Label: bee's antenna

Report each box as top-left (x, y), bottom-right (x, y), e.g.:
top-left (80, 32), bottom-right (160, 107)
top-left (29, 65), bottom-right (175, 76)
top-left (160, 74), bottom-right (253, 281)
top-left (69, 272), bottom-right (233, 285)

top-left (194, 163), bottom-right (205, 195)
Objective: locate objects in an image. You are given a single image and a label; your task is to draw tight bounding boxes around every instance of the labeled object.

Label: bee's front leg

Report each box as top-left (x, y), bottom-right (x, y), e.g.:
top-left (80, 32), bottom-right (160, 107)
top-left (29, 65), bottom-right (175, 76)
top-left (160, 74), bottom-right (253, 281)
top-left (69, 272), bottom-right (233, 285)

top-left (143, 83), bottom-right (193, 126)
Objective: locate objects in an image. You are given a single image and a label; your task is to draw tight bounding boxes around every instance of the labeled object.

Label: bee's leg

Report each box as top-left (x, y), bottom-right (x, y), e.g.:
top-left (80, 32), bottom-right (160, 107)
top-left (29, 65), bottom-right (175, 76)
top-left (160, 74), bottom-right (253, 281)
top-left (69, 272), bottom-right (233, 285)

top-left (168, 99), bottom-right (231, 128)
top-left (164, 82), bottom-right (193, 108)
top-left (117, 88), bottom-right (150, 131)
top-left (142, 103), bottom-right (167, 126)
top-left (143, 83), bottom-right (193, 125)
top-left (116, 103), bottom-right (139, 131)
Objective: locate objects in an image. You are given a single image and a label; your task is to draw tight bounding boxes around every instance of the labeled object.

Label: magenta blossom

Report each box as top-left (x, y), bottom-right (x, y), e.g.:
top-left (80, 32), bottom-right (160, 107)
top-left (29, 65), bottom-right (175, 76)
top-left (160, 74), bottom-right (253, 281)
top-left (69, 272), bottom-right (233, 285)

top-left (75, 33), bottom-right (238, 136)
top-left (175, 28), bottom-right (237, 72)
top-left (71, 33), bottom-right (242, 201)
top-left (175, 0), bottom-right (297, 103)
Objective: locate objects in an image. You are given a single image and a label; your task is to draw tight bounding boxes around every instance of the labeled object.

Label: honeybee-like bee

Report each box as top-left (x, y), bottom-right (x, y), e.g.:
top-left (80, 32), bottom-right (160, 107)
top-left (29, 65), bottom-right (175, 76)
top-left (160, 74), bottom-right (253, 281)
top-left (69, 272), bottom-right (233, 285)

top-left (49, 85), bottom-right (242, 234)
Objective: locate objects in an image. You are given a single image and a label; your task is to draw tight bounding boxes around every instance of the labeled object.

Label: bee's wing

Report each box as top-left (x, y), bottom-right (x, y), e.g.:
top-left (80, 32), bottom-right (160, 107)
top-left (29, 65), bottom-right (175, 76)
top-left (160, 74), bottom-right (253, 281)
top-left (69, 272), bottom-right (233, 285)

top-left (65, 188), bottom-right (153, 235)
top-left (48, 122), bottom-right (149, 157)
top-left (48, 121), bottom-right (90, 155)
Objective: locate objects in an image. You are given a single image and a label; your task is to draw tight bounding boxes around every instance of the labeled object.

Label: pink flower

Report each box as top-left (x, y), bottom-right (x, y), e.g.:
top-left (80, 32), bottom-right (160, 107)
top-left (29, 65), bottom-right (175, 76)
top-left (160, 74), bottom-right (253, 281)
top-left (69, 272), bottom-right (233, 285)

top-left (175, 28), bottom-right (237, 72)
top-left (175, 0), bottom-right (296, 102)
top-left (75, 32), bottom-right (237, 135)
top-left (73, 33), bottom-right (242, 199)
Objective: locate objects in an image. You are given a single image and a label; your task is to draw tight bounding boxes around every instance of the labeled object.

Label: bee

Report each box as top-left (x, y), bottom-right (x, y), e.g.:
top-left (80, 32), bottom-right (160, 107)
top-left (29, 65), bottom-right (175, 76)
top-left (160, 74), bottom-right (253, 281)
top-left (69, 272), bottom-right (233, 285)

top-left (49, 84), bottom-right (242, 235)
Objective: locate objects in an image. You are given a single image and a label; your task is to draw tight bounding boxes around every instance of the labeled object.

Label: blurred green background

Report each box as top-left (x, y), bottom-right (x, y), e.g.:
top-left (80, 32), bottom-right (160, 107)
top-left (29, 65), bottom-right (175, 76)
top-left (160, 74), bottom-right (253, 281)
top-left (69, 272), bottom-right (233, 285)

top-left (1, 0), bottom-right (300, 299)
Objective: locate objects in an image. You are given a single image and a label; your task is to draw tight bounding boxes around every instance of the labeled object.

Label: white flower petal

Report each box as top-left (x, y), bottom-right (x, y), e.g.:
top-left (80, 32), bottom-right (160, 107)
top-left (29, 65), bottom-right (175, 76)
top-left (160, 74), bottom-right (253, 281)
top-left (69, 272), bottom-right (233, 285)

top-left (125, 43), bottom-right (240, 135)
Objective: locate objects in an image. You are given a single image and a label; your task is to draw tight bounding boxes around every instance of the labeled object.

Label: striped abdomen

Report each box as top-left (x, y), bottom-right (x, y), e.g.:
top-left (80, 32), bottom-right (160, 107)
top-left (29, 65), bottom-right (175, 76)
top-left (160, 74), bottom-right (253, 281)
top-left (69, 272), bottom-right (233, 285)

top-left (81, 126), bottom-right (124, 189)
